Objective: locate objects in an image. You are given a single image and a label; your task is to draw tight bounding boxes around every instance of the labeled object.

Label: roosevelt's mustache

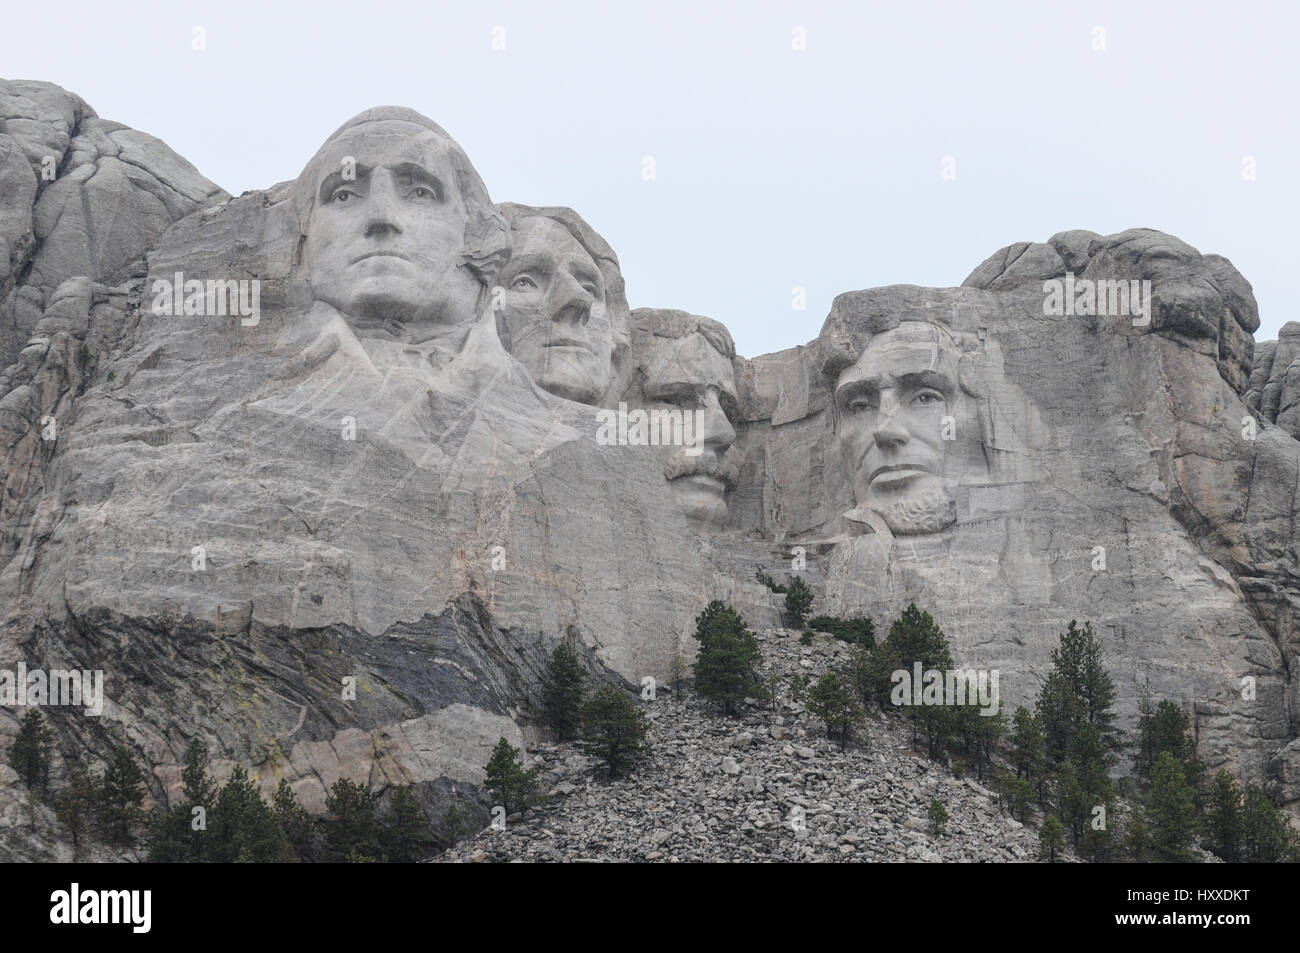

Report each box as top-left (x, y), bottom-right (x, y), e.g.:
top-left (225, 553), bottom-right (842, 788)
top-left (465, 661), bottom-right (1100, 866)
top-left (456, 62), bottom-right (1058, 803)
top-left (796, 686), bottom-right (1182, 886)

top-left (664, 447), bottom-right (741, 487)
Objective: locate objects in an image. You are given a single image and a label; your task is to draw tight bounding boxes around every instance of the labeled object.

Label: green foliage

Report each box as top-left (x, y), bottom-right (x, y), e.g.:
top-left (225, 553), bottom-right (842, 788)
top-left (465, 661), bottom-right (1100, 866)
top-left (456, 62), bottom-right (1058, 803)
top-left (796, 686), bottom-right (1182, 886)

top-left (952, 704), bottom-right (1004, 782)
top-left (1009, 706), bottom-right (1045, 786)
top-left (1126, 804), bottom-right (1151, 861)
top-left (325, 778), bottom-right (380, 862)
top-left (865, 603), bottom-right (954, 715)
top-left (1038, 815), bottom-right (1065, 862)
top-left (807, 615), bottom-right (876, 648)
top-left (754, 569), bottom-right (787, 593)
top-left (542, 642), bottom-right (587, 741)
top-left (806, 670), bottom-right (864, 750)
top-left (8, 709), bottom-right (53, 790)
top-left (692, 601), bottom-right (766, 717)
top-left (1148, 751), bottom-right (1198, 861)
top-left (99, 745), bottom-right (145, 847)
top-left (789, 672), bottom-right (809, 701)
top-left (1241, 784), bottom-right (1298, 862)
top-left (438, 803), bottom-right (467, 847)
top-left (1035, 621), bottom-right (1117, 771)
top-left (783, 575), bottom-right (814, 627)
top-left (799, 630), bottom-right (814, 645)
top-left (1135, 694), bottom-right (1203, 795)
top-left (272, 778), bottom-right (313, 861)
top-left (381, 785), bottom-right (430, 863)
top-left (54, 764), bottom-right (98, 853)
top-left (1204, 769), bottom-right (1244, 863)
top-left (210, 765), bottom-right (292, 863)
top-left (483, 737), bottom-right (541, 815)
top-left (579, 686), bottom-right (652, 778)
top-left (928, 798), bottom-right (949, 834)
top-left (997, 771), bottom-right (1033, 823)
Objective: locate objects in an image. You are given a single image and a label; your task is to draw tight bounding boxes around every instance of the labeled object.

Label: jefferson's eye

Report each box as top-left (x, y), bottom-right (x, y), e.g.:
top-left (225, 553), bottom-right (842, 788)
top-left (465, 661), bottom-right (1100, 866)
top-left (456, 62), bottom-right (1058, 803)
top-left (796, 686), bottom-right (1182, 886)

top-left (511, 275), bottom-right (538, 291)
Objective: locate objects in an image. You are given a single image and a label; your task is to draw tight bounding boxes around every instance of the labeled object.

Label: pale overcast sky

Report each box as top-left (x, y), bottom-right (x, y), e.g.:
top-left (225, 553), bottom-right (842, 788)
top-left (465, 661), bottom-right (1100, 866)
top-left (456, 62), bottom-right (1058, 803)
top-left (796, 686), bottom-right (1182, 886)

top-left (4, 0), bottom-right (1295, 357)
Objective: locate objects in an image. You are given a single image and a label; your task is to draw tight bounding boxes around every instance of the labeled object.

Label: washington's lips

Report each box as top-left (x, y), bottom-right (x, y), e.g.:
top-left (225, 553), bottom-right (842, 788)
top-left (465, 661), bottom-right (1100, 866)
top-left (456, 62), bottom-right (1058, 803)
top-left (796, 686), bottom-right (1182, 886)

top-left (351, 250), bottom-right (411, 264)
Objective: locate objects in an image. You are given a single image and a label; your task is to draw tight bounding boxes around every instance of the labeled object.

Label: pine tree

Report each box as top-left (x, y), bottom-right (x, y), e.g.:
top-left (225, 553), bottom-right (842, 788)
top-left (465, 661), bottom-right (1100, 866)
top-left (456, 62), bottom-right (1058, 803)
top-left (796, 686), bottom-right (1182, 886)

top-left (381, 785), bottom-right (429, 863)
top-left (579, 686), bottom-right (652, 778)
top-left (1009, 706), bottom-right (1045, 784)
top-left (99, 745), bottom-right (145, 847)
top-left (1126, 804), bottom-right (1151, 861)
top-left (1148, 751), bottom-right (1197, 861)
top-left (1134, 698), bottom-right (1203, 794)
top-left (869, 604), bottom-right (954, 737)
top-left (54, 764), bottom-right (98, 855)
top-left (1204, 769), bottom-right (1244, 863)
top-left (8, 709), bottom-right (53, 791)
top-left (541, 642), bottom-right (586, 741)
top-left (324, 778), bottom-right (380, 862)
top-left (806, 670), bottom-right (864, 750)
top-left (210, 765), bottom-right (290, 863)
top-left (1039, 815), bottom-right (1065, 862)
top-left (928, 798), bottom-right (949, 834)
top-left (483, 737), bottom-right (541, 814)
top-left (783, 576), bottom-right (813, 628)
top-left (692, 601), bottom-right (765, 717)
top-left (1052, 621), bottom-right (1117, 736)
top-left (272, 778), bottom-right (313, 861)
top-left (1241, 784), bottom-right (1295, 862)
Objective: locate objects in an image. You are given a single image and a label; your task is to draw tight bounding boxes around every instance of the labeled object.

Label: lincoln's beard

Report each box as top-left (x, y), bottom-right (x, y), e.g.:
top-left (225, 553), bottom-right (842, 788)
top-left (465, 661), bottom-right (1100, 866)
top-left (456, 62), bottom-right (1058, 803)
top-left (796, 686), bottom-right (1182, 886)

top-left (867, 479), bottom-right (956, 535)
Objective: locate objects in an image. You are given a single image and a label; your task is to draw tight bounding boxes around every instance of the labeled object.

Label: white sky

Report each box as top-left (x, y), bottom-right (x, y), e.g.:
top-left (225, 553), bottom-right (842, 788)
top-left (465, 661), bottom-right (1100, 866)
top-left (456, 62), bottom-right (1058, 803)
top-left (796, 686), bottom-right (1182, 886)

top-left (4, 0), bottom-right (1296, 357)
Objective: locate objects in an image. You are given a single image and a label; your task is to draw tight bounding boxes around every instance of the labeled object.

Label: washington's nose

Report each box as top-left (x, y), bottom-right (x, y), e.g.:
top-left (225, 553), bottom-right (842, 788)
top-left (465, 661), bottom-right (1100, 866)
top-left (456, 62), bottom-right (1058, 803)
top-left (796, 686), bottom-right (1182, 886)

top-left (549, 271), bottom-right (594, 327)
top-left (362, 175), bottom-right (404, 239)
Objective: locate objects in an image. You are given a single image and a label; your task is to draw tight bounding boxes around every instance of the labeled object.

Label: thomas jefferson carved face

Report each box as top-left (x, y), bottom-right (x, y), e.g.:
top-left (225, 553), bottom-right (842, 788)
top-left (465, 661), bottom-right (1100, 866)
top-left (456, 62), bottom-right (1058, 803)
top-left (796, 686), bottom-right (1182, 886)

top-left (638, 319), bottom-right (740, 528)
top-left (302, 117), bottom-right (485, 339)
top-left (834, 321), bottom-right (983, 535)
top-left (498, 216), bottom-right (616, 404)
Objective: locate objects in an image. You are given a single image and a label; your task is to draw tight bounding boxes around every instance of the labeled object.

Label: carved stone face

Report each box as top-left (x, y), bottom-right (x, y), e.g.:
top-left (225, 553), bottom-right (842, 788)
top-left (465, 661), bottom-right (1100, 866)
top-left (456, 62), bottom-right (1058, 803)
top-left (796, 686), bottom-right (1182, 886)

top-left (834, 321), bottom-right (983, 535)
top-left (303, 120), bottom-right (481, 338)
top-left (498, 216), bottom-right (615, 404)
top-left (641, 330), bottom-right (740, 528)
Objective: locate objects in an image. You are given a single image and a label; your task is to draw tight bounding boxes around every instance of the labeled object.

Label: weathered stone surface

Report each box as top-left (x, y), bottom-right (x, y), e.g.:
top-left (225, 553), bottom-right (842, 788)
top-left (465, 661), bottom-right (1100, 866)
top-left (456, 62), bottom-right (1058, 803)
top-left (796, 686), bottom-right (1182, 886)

top-left (1, 82), bottom-right (1299, 863)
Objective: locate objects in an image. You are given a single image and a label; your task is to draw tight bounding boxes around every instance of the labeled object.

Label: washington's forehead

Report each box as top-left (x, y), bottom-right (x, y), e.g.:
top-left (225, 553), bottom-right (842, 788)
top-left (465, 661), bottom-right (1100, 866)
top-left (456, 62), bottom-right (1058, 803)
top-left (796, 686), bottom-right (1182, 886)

top-left (515, 217), bottom-right (592, 263)
top-left (312, 128), bottom-right (455, 176)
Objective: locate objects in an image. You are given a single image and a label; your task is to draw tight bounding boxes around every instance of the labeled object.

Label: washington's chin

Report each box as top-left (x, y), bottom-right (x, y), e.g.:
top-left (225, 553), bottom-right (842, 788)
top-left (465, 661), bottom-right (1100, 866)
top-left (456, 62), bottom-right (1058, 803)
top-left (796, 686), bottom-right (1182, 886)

top-left (866, 480), bottom-right (955, 535)
top-left (670, 475), bottom-right (730, 529)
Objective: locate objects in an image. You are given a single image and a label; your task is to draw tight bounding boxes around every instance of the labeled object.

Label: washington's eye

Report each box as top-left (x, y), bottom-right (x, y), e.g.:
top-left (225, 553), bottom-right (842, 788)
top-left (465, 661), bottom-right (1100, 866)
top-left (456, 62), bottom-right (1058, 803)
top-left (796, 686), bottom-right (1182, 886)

top-left (913, 390), bottom-right (943, 407)
top-left (330, 187), bottom-right (357, 203)
top-left (411, 185), bottom-right (439, 201)
top-left (511, 275), bottom-right (538, 291)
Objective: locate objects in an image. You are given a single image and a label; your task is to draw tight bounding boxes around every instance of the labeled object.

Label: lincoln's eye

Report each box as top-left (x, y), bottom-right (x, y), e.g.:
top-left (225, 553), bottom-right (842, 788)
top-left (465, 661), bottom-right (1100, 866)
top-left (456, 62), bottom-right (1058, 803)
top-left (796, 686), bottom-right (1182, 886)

top-left (845, 396), bottom-right (875, 414)
top-left (511, 275), bottom-right (538, 291)
top-left (914, 390), bottom-right (943, 407)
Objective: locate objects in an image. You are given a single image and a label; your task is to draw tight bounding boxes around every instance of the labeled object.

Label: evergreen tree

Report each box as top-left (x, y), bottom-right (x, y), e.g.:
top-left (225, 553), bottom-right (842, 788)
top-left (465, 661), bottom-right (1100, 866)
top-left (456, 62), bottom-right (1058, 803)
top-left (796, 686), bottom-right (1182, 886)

top-left (783, 575), bottom-right (814, 628)
top-left (272, 778), bottom-right (313, 861)
top-left (1204, 769), bottom-right (1244, 863)
top-left (928, 798), bottom-right (949, 834)
top-left (1134, 698), bottom-right (1203, 794)
top-left (868, 604), bottom-right (954, 738)
top-left (8, 709), bottom-right (53, 791)
top-left (579, 686), bottom-right (652, 778)
top-left (1241, 784), bottom-right (1296, 862)
top-left (99, 745), bottom-right (145, 847)
top-left (381, 785), bottom-right (430, 863)
top-left (1009, 706), bottom-right (1045, 784)
top-left (806, 670), bottom-right (864, 750)
top-left (1039, 815), bottom-right (1065, 862)
top-left (1126, 804), bottom-right (1151, 861)
top-left (483, 737), bottom-right (541, 814)
top-left (692, 601), bottom-right (766, 717)
top-left (210, 766), bottom-right (290, 863)
top-left (541, 642), bottom-right (586, 741)
top-left (807, 615), bottom-right (875, 648)
top-left (1036, 621), bottom-right (1117, 766)
top-left (54, 764), bottom-right (98, 855)
top-left (324, 778), bottom-right (380, 862)
top-left (1148, 751), bottom-right (1197, 861)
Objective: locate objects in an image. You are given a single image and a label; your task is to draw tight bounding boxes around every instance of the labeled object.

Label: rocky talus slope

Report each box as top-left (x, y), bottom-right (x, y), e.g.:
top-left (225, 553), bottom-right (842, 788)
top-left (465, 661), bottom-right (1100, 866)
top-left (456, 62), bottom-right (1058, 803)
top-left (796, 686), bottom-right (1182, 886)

top-left (442, 630), bottom-right (1042, 863)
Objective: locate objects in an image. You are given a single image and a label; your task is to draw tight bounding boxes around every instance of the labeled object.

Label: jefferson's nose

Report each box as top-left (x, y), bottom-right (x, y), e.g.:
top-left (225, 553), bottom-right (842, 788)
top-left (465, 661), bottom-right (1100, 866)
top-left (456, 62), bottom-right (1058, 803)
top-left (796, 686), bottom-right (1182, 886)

top-left (548, 271), bottom-right (594, 327)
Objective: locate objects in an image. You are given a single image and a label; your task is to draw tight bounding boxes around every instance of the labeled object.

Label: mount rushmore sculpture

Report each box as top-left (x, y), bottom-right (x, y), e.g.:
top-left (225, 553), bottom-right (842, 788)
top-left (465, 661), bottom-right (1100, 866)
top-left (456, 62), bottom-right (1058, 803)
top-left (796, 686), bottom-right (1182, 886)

top-left (0, 80), bottom-right (1297, 853)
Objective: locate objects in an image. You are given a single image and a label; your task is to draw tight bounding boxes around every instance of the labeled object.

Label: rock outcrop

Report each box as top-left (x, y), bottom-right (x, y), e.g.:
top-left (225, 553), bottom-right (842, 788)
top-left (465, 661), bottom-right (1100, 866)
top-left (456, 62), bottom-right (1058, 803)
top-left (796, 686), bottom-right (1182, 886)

top-left (1, 80), bottom-right (1297, 860)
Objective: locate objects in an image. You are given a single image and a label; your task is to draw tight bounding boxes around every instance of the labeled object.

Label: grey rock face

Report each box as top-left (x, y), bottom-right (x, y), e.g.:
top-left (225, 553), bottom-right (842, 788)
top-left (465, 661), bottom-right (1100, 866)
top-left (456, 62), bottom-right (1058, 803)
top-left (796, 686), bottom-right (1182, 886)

top-left (1, 84), bottom-right (1298, 862)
